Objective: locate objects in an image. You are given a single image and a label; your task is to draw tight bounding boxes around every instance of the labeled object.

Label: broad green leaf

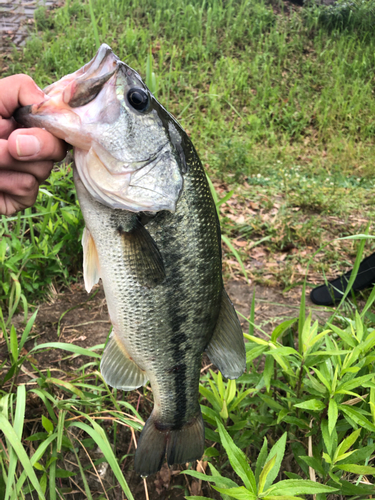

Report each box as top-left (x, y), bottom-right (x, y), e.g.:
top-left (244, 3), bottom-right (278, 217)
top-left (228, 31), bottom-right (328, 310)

top-left (339, 479), bottom-right (375, 496)
top-left (340, 405), bottom-right (375, 433)
top-left (337, 443), bottom-right (375, 465)
top-left (321, 419), bottom-right (333, 456)
top-left (216, 418), bottom-right (256, 494)
top-left (271, 319), bottom-right (297, 343)
top-left (42, 415), bottom-right (54, 435)
top-left (335, 428), bottom-right (361, 460)
top-left (213, 486), bottom-right (256, 500)
top-left (263, 355), bottom-right (274, 393)
top-left (328, 324), bottom-right (356, 348)
top-left (335, 464), bottom-right (375, 475)
top-left (354, 310), bottom-right (363, 342)
top-left (299, 456), bottom-right (325, 476)
top-left (183, 469), bottom-right (238, 489)
top-left (259, 455), bottom-right (276, 493)
top-left (294, 399), bottom-right (326, 411)
top-left (226, 379), bottom-right (237, 406)
top-left (0, 414), bottom-right (46, 500)
top-left (263, 432), bottom-right (287, 491)
top-left (328, 400), bottom-right (338, 435)
top-left (265, 479), bottom-right (338, 496)
top-left (255, 437), bottom-right (268, 484)
top-left (267, 347), bottom-right (300, 357)
top-left (312, 368), bottom-right (331, 392)
top-left (246, 345), bottom-right (267, 363)
top-left (336, 373), bottom-right (375, 393)
top-left (243, 333), bottom-right (268, 346)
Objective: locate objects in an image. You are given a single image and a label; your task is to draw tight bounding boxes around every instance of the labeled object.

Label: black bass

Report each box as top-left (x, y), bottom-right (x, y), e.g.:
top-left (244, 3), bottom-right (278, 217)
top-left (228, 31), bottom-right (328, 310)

top-left (15, 44), bottom-right (246, 476)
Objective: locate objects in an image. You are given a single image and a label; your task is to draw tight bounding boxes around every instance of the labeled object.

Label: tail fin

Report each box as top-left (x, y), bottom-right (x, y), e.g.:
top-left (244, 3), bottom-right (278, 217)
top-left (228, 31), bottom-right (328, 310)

top-left (134, 411), bottom-right (204, 476)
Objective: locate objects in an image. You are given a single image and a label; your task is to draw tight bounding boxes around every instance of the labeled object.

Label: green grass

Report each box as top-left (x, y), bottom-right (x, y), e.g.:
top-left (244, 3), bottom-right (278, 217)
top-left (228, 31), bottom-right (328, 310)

top-left (2, 0), bottom-right (375, 498)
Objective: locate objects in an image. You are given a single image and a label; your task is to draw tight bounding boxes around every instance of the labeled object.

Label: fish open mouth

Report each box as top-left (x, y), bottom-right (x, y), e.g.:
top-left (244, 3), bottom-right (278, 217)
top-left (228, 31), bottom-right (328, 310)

top-left (14, 44), bottom-right (185, 213)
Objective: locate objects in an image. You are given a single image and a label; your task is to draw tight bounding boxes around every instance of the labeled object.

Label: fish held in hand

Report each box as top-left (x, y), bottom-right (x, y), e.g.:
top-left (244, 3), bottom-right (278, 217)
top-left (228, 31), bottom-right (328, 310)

top-left (14, 44), bottom-right (246, 476)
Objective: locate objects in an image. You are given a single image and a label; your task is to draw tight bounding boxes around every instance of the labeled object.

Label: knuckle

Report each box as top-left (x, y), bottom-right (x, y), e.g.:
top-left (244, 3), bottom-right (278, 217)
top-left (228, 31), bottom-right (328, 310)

top-left (20, 173), bottom-right (38, 193)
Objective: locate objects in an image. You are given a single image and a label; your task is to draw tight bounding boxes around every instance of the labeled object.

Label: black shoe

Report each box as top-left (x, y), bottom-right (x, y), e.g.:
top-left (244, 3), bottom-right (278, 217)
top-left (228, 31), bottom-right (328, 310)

top-left (310, 252), bottom-right (375, 306)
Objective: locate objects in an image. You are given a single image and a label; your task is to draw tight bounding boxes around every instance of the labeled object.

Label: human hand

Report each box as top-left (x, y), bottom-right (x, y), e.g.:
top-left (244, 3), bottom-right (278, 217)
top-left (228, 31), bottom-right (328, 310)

top-left (0, 74), bottom-right (68, 215)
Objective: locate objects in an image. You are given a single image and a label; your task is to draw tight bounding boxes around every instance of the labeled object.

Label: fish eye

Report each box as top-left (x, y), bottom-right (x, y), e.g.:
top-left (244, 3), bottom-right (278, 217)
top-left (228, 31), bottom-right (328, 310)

top-left (127, 88), bottom-right (149, 112)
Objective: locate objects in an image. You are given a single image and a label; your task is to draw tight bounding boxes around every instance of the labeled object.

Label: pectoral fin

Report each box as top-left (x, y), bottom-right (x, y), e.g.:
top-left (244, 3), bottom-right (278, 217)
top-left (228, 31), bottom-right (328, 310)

top-left (119, 221), bottom-right (165, 288)
top-left (100, 332), bottom-right (148, 390)
top-left (82, 227), bottom-right (100, 292)
top-left (205, 289), bottom-right (246, 379)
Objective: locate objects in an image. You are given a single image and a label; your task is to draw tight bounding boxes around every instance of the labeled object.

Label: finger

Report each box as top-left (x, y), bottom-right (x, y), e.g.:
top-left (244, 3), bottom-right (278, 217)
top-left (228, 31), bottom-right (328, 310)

top-left (0, 117), bottom-right (16, 140)
top-left (8, 128), bottom-right (68, 163)
top-left (0, 171), bottom-right (39, 215)
top-left (0, 139), bottom-right (54, 183)
top-left (0, 74), bottom-right (47, 118)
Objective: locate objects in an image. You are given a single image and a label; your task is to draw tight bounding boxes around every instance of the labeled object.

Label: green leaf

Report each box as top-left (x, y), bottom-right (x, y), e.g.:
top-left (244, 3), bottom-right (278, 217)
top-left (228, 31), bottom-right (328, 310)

top-left (255, 437), bottom-right (268, 484)
top-left (72, 419), bottom-right (134, 500)
top-left (10, 325), bottom-right (18, 363)
top-left (328, 399), bottom-right (338, 435)
top-left (335, 428), bottom-right (361, 461)
top-left (185, 497), bottom-right (212, 500)
top-left (299, 456), bottom-right (325, 476)
top-left (259, 455), bottom-right (276, 493)
top-left (265, 479), bottom-right (338, 496)
top-left (294, 399), bottom-right (326, 411)
top-left (215, 418), bottom-right (256, 494)
top-left (321, 419), bottom-right (333, 456)
top-left (0, 414), bottom-right (46, 500)
top-left (340, 405), bottom-right (375, 432)
top-left (337, 443), bottom-right (375, 465)
top-left (337, 373), bottom-right (375, 393)
top-left (271, 319), bottom-right (297, 343)
top-left (42, 415), bottom-right (54, 435)
top-left (183, 469), bottom-right (238, 489)
top-left (263, 432), bottom-right (287, 492)
top-left (213, 486), bottom-right (256, 500)
top-left (328, 324), bottom-right (356, 348)
top-left (263, 355), bottom-right (274, 393)
top-left (335, 464), bottom-right (375, 475)
top-left (30, 342), bottom-right (102, 358)
top-left (263, 497), bottom-right (305, 500)
top-left (338, 479), bottom-right (375, 496)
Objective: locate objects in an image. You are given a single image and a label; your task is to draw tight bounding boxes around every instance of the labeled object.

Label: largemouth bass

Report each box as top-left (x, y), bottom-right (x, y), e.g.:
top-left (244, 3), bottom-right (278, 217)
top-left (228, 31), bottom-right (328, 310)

top-left (15, 44), bottom-right (246, 476)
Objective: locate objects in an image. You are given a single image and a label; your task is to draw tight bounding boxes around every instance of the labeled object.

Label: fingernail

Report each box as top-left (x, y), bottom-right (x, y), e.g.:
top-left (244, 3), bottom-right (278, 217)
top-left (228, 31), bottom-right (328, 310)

top-left (16, 135), bottom-right (41, 157)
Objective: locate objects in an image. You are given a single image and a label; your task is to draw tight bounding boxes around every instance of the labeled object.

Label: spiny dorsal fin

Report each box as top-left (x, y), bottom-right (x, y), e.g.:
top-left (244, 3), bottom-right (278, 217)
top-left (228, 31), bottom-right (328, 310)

top-left (205, 289), bottom-right (246, 379)
top-left (100, 332), bottom-right (148, 390)
top-left (82, 227), bottom-right (100, 292)
top-left (119, 221), bottom-right (165, 288)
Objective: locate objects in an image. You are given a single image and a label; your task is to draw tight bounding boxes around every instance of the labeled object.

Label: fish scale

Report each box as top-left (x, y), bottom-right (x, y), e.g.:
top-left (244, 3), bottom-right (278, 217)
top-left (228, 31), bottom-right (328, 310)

top-left (14, 43), bottom-right (246, 476)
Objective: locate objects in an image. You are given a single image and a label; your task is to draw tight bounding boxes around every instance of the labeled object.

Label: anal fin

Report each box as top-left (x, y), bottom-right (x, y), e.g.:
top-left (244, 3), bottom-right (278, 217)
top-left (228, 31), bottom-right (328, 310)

top-left (82, 227), bottom-right (100, 293)
top-left (119, 221), bottom-right (165, 288)
top-left (205, 289), bottom-right (246, 379)
top-left (100, 332), bottom-right (148, 390)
